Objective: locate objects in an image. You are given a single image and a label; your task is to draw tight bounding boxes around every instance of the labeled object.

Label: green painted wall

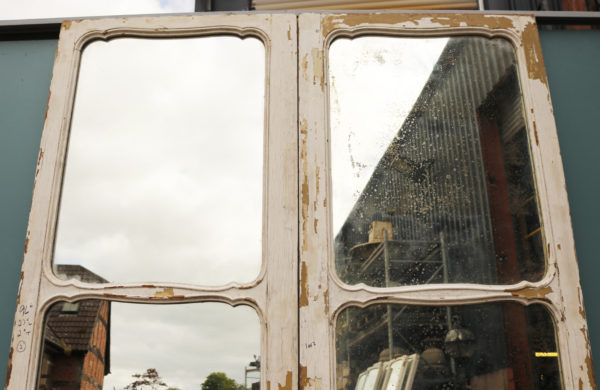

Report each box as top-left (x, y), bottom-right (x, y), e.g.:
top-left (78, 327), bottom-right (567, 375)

top-left (0, 29), bottom-right (598, 387)
top-left (0, 39), bottom-right (57, 386)
top-left (540, 29), bottom-right (600, 380)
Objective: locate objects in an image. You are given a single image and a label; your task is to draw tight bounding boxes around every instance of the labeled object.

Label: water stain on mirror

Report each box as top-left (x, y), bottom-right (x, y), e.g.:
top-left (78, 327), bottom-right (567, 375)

top-left (39, 288), bottom-right (260, 389)
top-left (54, 36), bottom-right (265, 285)
top-left (330, 36), bottom-right (544, 286)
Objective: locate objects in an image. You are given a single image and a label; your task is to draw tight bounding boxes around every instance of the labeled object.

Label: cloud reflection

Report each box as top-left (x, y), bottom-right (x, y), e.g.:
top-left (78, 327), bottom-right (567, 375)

top-left (54, 36), bottom-right (265, 285)
top-left (329, 37), bottom-right (448, 233)
top-left (103, 302), bottom-right (259, 389)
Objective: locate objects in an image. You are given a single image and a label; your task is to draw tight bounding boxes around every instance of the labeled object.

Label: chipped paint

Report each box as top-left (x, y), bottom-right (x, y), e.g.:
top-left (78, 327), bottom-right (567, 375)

top-left (521, 21), bottom-right (548, 85)
top-left (323, 288), bottom-right (329, 315)
top-left (5, 347), bottom-right (12, 388)
top-left (323, 198), bottom-right (327, 207)
top-left (300, 364), bottom-right (322, 390)
top-left (287, 25), bottom-right (292, 41)
top-left (278, 371), bottom-right (293, 390)
top-left (23, 237), bottom-right (29, 255)
top-left (510, 286), bottom-right (552, 299)
top-left (300, 365), bottom-right (307, 390)
top-left (43, 91), bottom-right (52, 122)
top-left (16, 271), bottom-right (24, 305)
top-left (578, 287), bottom-right (586, 319)
top-left (103, 293), bottom-right (127, 298)
top-left (557, 244), bottom-right (561, 250)
top-left (62, 20), bottom-right (72, 30)
top-left (301, 53), bottom-right (309, 79)
top-left (580, 326), bottom-right (597, 388)
top-left (322, 13), bottom-right (518, 37)
top-left (533, 121), bottom-right (539, 146)
top-left (154, 287), bottom-right (174, 297)
top-left (315, 166), bottom-right (320, 197)
top-left (314, 218), bottom-right (318, 233)
top-left (37, 148), bottom-right (44, 166)
top-left (311, 48), bottom-right (324, 91)
top-left (300, 261), bottom-right (309, 307)
top-left (301, 118), bottom-right (309, 252)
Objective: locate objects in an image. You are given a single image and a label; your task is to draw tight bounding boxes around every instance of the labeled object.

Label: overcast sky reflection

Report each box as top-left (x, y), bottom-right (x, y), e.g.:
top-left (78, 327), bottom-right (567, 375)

top-left (46, 34), bottom-right (265, 390)
top-left (103, 303), bottom-right (259, 389)
top-left (54, 36), bottom-right (265, 286)
top-left (329, 36), bottom-right (448, 233)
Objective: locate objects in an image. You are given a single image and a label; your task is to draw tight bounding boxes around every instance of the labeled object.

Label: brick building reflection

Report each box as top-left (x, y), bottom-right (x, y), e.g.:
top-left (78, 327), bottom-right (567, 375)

top-left (39, 266), bottom-right (110, 390)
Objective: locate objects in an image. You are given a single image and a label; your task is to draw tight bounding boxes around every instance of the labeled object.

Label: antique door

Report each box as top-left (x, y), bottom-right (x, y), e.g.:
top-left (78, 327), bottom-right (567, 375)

top-left (8, 12), bottom-right (594, 390)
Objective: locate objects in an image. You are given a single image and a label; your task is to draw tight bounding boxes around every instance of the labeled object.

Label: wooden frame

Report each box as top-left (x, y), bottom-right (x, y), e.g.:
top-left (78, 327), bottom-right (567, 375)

top-left (298, 12), bottom-right (594, 390)
top-left (6, 14), bottom-right (298, 390)
top-left (7, 11), bottom-right (594, 390)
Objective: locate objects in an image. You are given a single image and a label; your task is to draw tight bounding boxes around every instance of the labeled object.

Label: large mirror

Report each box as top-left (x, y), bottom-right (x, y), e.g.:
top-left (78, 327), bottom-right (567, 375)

top-left (39, 295), bottom-right (260, 389)
top-left (53, 35), bottom-right (265, 285)
top-left (330, 36), bottom-right (544, 287)
top-left (336, 302), bottom-right (561, 390)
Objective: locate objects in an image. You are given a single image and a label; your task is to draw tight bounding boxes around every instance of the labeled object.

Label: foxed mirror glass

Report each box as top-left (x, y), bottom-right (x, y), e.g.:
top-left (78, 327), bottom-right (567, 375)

top-left (330, 36), bottom-right (544, 286)
top-left (38, 297), bottom-right (260, 389)
top-left (336, 302), bottom-right (561, 390)
top-left (53, 36), bottom-right (265, 285)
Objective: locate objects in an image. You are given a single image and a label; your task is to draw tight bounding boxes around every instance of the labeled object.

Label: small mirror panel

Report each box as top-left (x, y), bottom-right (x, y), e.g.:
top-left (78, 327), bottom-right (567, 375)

top-left (53, 36), bottom-right (265, 285)
top-left (336, 302), bottom-right (561, 390)
top-left (39, 297), bottom-right (260, 389)
top-left (330, 36), bottom-right (544, 286)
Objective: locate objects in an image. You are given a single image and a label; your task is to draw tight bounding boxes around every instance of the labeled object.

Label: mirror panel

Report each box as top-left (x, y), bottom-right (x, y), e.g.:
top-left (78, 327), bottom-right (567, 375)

top-left (330, 36), bottom-right (544, 286)
top-left (53, 36), bottom-right (265, 285)
top-left (39, 297), bottom-right (260, 389)
top-left (336, 302), bottom-right (561, 390)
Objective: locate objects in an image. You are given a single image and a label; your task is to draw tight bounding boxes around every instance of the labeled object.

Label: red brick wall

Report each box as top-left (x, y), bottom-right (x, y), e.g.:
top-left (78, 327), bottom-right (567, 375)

top-left (46, 354), bottom-right (82, 390)
top-left (80, 301), bottom-right (109, 390)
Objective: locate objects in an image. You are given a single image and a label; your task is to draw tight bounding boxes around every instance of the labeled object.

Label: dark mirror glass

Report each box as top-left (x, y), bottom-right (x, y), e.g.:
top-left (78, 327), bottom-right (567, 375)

top-left (330, 36), bottom-right (544, 286)
top-left (336, 302), bottom-right (561, 390)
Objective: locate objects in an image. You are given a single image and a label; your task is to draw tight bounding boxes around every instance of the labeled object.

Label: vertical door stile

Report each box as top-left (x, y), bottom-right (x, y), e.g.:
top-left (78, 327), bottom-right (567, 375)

top-left (298, 13), bottom-right (333, 390)
top-left (263, 14), bottom-right (299, 390)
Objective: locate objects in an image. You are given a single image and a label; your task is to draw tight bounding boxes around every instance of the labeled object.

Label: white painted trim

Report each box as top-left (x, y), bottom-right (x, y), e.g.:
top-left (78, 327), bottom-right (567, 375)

top-left (7, 13), bottom-right (298, 390)
top-left (7, 11), bottom-right (594, 390)
top-left (298, 12), bottom-right (594, 390)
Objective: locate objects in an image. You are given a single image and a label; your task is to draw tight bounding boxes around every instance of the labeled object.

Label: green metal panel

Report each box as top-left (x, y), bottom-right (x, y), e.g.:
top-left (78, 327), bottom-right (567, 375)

top-left (0, 39), bottom-right (57, 386)
top-left (540, 30), bottom-right (600, 378)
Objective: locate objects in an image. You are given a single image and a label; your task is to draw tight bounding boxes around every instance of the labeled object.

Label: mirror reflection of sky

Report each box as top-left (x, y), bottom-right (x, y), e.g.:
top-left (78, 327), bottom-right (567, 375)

top-left (102, 302), bottom-right (260, 389)
top-left (52, 36), bottom-right (264, 390)
top-left (329, 37), bottom-right (448, 233)
top-left (55, 37), bottom-right (265, 285)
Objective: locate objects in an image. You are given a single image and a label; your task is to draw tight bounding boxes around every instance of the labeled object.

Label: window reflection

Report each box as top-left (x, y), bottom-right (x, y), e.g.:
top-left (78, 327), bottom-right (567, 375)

top-left (39, 291), bottom-right (260, 389)
top-left (336, 303), bottom-right (561, 390)
top-left (330, 36), bottom-right (544, 286)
